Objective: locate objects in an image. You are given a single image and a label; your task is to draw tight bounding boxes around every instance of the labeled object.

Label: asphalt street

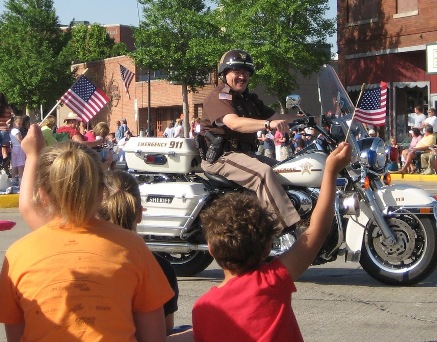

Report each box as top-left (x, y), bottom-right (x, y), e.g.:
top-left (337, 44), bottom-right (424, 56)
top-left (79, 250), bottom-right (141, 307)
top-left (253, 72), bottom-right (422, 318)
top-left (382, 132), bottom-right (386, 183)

top-left (0, 180), bottom-right (436, 341)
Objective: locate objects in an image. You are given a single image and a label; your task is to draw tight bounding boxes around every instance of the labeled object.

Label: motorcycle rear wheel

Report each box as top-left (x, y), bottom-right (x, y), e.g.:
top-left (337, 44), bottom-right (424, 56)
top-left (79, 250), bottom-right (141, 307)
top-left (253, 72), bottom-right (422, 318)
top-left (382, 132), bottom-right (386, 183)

top-left (360, 216), bottom-right (437, 285)
top-left (156, 251), bottom-right (214, 277)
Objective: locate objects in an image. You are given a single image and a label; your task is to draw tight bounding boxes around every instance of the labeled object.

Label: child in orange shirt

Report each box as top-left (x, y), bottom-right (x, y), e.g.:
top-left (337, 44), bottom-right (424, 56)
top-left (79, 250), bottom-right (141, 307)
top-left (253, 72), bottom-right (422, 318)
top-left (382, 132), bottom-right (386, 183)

top-left (0, 124), bottom-right (173, 341)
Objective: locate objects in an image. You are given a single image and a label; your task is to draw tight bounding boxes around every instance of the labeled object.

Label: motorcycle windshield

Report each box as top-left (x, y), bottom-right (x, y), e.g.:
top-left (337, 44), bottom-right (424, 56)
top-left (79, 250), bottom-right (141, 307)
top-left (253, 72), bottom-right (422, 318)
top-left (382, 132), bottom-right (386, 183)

top-left (317, 64), bottom-right (367, 163)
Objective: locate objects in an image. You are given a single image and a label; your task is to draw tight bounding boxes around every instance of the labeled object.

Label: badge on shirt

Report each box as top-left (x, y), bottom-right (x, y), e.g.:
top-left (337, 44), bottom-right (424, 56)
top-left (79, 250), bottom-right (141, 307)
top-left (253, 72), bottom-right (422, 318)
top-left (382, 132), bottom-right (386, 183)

top-left (219, 93), bottom-right (232, 100)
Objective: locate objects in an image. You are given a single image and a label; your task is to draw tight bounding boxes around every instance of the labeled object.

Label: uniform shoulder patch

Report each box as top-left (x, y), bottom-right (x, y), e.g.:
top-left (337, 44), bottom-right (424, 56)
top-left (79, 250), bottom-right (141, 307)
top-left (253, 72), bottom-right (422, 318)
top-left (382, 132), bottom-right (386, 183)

top-left (219, 92), bottom-right (232, 100)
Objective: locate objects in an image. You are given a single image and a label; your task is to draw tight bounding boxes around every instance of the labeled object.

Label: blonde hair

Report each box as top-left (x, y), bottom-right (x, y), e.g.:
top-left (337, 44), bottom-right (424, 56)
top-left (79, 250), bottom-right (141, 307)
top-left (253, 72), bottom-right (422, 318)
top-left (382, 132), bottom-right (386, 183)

top-left (98, 170), bottom-right (142, 231)
top-left (93, 122), bottom-right (110, 138)
top-left (34, 141), bottom-right (104, 226)
top-left (41, 115), bottom-right (56, 128)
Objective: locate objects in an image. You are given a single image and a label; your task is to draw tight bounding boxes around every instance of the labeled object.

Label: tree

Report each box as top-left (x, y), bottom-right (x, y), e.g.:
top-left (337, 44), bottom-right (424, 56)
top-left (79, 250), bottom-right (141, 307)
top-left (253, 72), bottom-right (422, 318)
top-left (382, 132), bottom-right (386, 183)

top-left (218, 0), bottom-right (336, 113)
top-left (133, 0), bottom-right (224, 137)
top-left (0, 0), bottom-right (72, 113)
top-left (61, 23), bottom-right (128, 64)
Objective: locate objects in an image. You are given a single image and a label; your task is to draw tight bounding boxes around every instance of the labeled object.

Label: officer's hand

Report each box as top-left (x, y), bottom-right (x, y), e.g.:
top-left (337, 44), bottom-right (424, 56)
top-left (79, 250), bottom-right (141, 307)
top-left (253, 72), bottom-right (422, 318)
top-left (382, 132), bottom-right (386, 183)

top-left (270, 120), bottom-right (288, 132)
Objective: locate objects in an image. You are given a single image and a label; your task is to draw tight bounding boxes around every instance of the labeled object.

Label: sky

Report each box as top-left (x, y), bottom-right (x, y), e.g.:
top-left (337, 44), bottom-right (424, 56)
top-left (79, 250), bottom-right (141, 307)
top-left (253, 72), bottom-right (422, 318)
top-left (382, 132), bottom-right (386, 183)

top-left (0, 0), bottom-right (337, 49)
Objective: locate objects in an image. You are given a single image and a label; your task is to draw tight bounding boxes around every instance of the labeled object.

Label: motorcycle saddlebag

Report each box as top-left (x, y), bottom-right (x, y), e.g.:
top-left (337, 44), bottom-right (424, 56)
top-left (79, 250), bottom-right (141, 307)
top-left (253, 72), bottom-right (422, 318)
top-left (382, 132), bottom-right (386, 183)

top-left (123, 137), bottom-right (202, 174)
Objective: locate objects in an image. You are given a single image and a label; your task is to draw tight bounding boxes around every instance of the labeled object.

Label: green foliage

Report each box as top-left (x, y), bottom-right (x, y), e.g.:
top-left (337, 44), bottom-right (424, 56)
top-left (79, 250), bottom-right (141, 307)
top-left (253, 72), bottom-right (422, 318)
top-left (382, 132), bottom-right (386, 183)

top-left (133, 0), bottom-right (224, 92)
top-left (218, 0), bottom-right (336, 111)
top-left (133, 0), bottom-right (224, 136)
top-left (62, 23), bottom-right (128, 64)
top-left (0, 0), bottom-right (73, 110)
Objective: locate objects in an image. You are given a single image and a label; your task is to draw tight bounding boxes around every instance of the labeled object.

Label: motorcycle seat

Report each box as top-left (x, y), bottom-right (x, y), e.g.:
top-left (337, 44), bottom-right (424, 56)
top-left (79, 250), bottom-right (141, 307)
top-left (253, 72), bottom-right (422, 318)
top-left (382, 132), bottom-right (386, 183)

top-left (204, 172), bottom-right (241, 189)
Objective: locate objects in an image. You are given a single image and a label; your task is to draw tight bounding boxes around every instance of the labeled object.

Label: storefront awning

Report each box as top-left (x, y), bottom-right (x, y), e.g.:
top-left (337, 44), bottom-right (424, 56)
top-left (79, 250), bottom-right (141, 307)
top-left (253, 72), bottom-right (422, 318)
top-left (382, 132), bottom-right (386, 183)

top-left (392, 81), bottom-right (428, 88)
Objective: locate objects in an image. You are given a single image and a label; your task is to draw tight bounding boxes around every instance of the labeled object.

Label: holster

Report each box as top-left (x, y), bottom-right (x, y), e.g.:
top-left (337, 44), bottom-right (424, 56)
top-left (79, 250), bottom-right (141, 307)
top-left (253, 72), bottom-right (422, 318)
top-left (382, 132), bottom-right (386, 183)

top-left (204, 132), bottom-right (225, 163)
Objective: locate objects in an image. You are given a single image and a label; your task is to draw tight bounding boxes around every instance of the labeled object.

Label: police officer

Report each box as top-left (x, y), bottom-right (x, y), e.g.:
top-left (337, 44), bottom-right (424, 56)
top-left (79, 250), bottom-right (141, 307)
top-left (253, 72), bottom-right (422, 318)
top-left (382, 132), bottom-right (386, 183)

top-left (200, 49), bottom-right (300, 229)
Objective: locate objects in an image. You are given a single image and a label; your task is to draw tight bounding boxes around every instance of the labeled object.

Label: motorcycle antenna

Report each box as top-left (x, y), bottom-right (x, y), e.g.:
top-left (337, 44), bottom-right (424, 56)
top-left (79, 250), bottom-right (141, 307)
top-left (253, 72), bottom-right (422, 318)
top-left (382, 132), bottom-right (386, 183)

top-left (345, 83), bottom-right (366, 141)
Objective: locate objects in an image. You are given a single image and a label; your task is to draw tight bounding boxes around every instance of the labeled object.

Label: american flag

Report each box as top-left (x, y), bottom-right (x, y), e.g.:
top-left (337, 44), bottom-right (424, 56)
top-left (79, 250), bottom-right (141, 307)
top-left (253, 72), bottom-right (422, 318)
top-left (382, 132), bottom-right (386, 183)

top-left (120, 64), bottom-right (135, 98)
top-left (355, 81), bottom-right (388, 126)
top-left (60, 76), bottom-right (109, 123)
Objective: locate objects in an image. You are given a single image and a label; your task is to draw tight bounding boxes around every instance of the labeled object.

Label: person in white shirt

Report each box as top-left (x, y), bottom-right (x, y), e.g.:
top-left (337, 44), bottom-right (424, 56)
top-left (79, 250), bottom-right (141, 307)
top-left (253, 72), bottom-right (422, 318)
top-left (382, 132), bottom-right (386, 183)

top-left (163, 121), bottom-right (174, 138)
top-left (10, 116), bottom-right (25, 185)
top-left (413, 105), bottom-right (426, 129)
top-left (173, 118), bottom-right (184, 138)
top-left (422, 108), bottom-right (437, 133)
top-left (117, 131), bottom-right (132, 162)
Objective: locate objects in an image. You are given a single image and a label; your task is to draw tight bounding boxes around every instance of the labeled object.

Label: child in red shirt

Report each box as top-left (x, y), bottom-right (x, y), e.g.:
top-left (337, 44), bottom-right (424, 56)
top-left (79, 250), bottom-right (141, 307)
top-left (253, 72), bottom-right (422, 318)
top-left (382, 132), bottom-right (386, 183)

top-left (191, 142), bottom-right (351, 342)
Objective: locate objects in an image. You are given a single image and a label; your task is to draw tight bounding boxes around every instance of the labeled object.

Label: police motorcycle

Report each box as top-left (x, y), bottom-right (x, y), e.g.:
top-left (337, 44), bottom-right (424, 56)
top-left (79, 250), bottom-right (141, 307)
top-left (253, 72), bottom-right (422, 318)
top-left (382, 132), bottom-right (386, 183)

top-left (122, 64), bottom-right (437, 285)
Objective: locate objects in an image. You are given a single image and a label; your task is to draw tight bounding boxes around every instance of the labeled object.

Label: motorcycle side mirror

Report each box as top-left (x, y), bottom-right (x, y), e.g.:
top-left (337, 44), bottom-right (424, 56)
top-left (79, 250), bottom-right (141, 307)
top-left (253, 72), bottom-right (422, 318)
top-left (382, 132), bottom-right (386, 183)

top-left (286, 94), bottom-right (301, 109)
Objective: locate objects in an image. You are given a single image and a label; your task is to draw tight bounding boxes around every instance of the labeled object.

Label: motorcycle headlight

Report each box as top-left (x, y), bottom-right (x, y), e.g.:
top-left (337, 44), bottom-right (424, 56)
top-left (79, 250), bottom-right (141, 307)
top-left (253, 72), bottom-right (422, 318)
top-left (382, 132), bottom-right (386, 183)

top-left (357, 137), bottom-right (386, 172)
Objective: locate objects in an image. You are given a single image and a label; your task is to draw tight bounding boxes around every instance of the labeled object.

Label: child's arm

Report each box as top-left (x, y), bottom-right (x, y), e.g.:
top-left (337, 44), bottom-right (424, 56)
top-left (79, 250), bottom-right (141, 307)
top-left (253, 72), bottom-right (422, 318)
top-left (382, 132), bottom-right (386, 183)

top-left (19, 124), bottom-right (48, 230)
top-left (134, 308), bottom-right (167, 342)
top-left (279, 142), bottom-right (351, 280)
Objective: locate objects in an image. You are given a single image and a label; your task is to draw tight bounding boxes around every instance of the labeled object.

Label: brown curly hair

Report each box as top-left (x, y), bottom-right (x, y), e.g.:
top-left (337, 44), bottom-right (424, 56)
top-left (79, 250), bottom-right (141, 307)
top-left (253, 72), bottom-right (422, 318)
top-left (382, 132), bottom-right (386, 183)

top-left (200, 192), bottom-right (281, 274)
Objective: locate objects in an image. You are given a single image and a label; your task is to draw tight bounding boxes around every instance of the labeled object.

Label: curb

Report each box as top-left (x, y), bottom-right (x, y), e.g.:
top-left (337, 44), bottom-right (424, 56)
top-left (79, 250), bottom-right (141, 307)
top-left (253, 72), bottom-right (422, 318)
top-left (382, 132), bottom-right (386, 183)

top-left (0, 194), bottom-right (19, 209)
top-left (389, 173), bottom-right (437, 182)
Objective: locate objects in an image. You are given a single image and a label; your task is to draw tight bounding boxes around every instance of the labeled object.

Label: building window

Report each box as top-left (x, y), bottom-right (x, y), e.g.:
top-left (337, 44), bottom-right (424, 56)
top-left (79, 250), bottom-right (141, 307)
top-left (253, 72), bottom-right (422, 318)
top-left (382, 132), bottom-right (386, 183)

top-left (156, 111), bottom-right (163, 133)
top-left (136, 68), bottom-right (169, 82)
top-left (393, 0), bottom-right (418, 18)
top-left (397, 0), bottom-right (417, 13)
top-left (347, 0), bottom-right (378, 23)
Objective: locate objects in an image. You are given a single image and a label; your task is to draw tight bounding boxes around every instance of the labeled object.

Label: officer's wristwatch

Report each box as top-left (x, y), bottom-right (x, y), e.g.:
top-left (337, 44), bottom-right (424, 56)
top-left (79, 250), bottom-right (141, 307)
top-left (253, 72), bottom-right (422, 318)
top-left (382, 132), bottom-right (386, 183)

top-left (264, 120), bottom-right (271, 130)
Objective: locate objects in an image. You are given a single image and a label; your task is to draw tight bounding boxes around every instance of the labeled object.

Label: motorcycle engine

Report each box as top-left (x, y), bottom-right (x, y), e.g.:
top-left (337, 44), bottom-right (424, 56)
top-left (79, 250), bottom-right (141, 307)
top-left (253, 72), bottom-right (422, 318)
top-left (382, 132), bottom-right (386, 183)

top-left (285, 188), bottom-right (317, 217)
top-left (285, 188), bottom-right (319, 239)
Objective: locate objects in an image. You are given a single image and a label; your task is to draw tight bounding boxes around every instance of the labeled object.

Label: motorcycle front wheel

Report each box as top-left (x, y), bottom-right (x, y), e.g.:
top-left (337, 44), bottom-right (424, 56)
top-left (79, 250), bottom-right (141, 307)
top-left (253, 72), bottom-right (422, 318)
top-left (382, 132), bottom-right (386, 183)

top-left (360, 215), bottom-right (437, 285)
top-left (156, 251), bottom-right (214, 277)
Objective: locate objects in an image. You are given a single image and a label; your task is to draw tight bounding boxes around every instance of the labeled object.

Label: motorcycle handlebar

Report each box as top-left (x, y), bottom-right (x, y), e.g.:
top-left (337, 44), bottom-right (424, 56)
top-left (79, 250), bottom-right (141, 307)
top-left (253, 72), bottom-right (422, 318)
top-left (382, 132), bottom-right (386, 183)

top-left (288, 116), bottom-right (316, 129)
top-left (289, 116), bottom-right (338, 146)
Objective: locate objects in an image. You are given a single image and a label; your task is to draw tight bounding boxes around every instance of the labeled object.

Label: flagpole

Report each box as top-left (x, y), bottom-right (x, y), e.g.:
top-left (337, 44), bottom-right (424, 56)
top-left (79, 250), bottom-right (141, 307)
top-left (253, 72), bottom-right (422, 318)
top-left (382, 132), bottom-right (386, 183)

top-left (39, 68), bottom-right (89, 126)
top-left (345, 83), bottom-right (366, 142)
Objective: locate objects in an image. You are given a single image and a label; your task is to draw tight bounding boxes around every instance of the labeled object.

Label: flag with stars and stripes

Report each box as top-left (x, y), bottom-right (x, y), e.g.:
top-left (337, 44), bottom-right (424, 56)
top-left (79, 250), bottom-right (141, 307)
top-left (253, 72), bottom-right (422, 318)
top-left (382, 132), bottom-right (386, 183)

top-left (60, 76), bottom-right (110, 122)
top-left (120, 64), bottom-right (135, 99)
top-left (355, 81), bottom-right (388, 126)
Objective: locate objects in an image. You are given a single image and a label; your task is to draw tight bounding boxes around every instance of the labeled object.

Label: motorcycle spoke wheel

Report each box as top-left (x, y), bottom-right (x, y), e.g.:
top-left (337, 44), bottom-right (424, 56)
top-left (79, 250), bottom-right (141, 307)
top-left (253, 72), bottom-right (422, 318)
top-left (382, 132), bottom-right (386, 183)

top-left (360, 216), bottom-right (437, 285)
top-left (156, 251), bottom-right (214, 277)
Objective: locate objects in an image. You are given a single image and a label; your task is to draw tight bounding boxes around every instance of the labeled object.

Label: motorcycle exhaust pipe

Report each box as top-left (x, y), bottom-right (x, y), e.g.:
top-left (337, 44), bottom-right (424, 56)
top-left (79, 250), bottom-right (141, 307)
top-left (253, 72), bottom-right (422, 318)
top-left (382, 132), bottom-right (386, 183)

top-left (147, 241), bottom-right (286, 258)
top-left (146, 241), bottom-right (209, 253)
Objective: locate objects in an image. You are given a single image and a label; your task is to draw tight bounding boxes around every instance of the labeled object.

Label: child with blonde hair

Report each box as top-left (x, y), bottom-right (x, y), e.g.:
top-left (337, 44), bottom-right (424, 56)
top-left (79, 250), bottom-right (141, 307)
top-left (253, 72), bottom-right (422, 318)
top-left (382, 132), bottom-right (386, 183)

top-left (98, 170), bottom-right (180, 336)
top-left (0, 124), bottom-right (173, 341)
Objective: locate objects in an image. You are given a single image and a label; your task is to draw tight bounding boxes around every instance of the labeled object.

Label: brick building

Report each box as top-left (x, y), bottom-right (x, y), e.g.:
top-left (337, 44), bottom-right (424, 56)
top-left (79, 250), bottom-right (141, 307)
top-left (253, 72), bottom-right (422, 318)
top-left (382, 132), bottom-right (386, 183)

top-left (338, 0), bottom-right (437, 141)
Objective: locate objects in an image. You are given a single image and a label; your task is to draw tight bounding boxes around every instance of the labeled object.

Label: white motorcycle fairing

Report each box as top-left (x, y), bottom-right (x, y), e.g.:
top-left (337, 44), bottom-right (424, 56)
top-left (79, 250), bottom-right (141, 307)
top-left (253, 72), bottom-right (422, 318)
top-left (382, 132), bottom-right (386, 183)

top-left (375, 183), bottom-right (436, 207)
top-left (273, 152), bottom-right (327, 187)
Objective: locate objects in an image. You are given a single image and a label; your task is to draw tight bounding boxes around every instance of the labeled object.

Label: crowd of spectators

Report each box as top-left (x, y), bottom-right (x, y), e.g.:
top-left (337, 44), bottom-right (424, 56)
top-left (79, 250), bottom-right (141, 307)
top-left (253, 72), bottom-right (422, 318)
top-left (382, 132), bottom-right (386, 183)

top-left (256, 126), bottom-right (318, 161)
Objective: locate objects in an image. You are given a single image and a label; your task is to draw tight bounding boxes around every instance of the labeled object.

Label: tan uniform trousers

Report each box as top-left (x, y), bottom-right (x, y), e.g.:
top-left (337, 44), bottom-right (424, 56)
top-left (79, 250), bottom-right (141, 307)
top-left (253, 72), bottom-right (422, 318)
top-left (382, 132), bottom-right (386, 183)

top-left (201, 151), bottom-right (300, 229)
